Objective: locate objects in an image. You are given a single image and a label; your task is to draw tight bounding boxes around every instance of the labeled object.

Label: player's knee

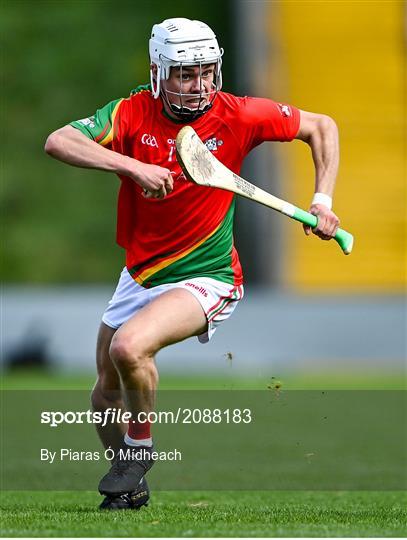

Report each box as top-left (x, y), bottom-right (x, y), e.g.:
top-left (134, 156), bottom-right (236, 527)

top-left (109, 334), bottom-right (154, 374)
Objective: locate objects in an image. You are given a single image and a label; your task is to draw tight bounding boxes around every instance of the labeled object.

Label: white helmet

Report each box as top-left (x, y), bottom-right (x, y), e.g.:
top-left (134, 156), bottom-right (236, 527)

top-left (149, 18), bottom-right (223, 119)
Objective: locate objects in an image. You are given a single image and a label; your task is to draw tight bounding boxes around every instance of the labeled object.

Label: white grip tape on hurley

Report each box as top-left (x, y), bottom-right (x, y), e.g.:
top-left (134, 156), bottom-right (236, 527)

top-left (281, 202), bottom-right (296, 217)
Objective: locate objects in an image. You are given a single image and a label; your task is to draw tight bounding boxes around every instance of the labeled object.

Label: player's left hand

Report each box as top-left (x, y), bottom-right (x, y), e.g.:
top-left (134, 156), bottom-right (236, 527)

top-left (303, 204), bottom-right (340, 240)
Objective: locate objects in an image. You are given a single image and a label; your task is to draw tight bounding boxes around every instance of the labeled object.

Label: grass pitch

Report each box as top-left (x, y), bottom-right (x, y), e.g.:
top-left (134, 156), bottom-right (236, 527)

top-left (1, 370), bottom-right (406, 537)
top-left (1, 490), bottom-right (406, 537)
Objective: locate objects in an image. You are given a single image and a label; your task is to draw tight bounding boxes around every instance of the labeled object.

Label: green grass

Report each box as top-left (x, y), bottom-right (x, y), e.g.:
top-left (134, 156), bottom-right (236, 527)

top-left (2, 369), bottom-right (405, 390)
top-left (1, 371), bottom-right (406, 536)
top-left (1, 491), bottom-right (406, 537)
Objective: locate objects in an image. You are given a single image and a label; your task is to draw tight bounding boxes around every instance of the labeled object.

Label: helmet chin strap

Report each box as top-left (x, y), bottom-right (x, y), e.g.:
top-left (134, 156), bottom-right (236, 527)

top-left (168, 101), bottom-right (213, 122)
top-left (160, 82), bottom-right (218, 122)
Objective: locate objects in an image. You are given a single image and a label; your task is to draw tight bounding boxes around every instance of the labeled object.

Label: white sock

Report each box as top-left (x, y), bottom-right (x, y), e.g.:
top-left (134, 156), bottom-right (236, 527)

top-left (124, 433), bottom-right (153, 447)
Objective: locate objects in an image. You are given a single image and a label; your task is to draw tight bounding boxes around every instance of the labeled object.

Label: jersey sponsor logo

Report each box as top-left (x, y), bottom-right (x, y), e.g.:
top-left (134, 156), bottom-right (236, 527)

top-left (185, 282), bottom-right (208, 297)
top-left (204, 137), bottom-right (223, 152)
top-left (167, 138), bottom-right (176, 161)
top-left (78, 117), bottom-right (95, 128)
top-left (141, 133), bottom-right (159, 147)
top-left (277, 104), bottom-right (291, 117)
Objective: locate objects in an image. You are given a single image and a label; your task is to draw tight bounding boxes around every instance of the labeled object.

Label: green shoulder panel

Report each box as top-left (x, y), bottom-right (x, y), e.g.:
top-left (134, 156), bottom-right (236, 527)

top-left (69, 97), bottom-right (123, 146)
top-left (130, 84), bottom-right (152, 95)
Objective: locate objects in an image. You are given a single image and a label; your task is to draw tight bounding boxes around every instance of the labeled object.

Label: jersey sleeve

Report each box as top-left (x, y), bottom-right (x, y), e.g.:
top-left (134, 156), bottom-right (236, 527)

top-left (237, 97), bottom-right (300, 153)
top-left (69, 98), bottom-right (127, 149)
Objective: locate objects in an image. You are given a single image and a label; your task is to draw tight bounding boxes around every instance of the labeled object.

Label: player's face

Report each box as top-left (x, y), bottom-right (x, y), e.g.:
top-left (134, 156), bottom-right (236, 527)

top-left (163, 64), bottom-right (216, 112)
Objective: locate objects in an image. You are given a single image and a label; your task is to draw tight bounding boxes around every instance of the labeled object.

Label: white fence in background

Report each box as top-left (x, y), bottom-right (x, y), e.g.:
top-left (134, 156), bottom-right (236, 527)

top-left (1, 286), bottom-right (405, 374)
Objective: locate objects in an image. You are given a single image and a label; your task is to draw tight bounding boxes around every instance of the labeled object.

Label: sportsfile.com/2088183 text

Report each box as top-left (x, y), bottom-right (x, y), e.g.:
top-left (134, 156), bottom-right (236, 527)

top-left (40, 408), bottom-right (253, 427)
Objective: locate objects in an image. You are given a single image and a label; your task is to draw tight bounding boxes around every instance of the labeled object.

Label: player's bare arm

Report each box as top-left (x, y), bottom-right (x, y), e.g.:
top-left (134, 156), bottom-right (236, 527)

top-left (44, 125), bottom-right (173, 198)
top-left (296, 110), bottom-right (340, 240)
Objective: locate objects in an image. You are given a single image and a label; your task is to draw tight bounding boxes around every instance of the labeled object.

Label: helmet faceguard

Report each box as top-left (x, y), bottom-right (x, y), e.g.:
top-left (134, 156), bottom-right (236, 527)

top-left (159, 59), bottom-right (221, 121)
top-left (149, 18), bottom-right (223, 121)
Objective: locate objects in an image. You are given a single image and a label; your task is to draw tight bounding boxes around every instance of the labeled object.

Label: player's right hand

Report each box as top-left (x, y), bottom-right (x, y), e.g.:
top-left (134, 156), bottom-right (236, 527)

top-left (130, 162), bottom-right (174, 199)
top-left (304, 204), bottom-right (340, 240)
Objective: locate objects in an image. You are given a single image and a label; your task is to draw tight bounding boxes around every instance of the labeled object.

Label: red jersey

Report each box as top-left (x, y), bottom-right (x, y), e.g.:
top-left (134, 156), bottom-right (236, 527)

top-left (71, 86), bottom-right (300, 287)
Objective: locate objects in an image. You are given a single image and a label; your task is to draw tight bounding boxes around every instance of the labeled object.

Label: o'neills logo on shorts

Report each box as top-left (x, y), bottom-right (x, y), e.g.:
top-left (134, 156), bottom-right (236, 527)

top-left (185, 283), bottom-right (208, 297)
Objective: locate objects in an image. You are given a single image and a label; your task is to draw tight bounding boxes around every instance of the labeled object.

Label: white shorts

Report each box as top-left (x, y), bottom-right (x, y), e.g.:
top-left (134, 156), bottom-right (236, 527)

top-left (102, 268), bottom-right (244, 343)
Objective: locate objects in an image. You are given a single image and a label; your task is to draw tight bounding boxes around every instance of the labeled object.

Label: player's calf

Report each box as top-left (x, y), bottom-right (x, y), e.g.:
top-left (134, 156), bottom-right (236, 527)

top-left (91, 380), bottom-right (126, 452)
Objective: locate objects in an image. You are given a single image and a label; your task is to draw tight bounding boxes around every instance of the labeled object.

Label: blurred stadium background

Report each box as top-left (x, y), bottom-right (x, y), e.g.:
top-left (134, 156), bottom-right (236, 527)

top-left (1, 0), bottom-right (405, 383)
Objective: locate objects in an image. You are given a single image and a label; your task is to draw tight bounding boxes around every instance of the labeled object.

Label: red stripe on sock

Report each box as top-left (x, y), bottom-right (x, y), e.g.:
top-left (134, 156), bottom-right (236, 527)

top-left (127, 416), bottom-right (151, 440)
